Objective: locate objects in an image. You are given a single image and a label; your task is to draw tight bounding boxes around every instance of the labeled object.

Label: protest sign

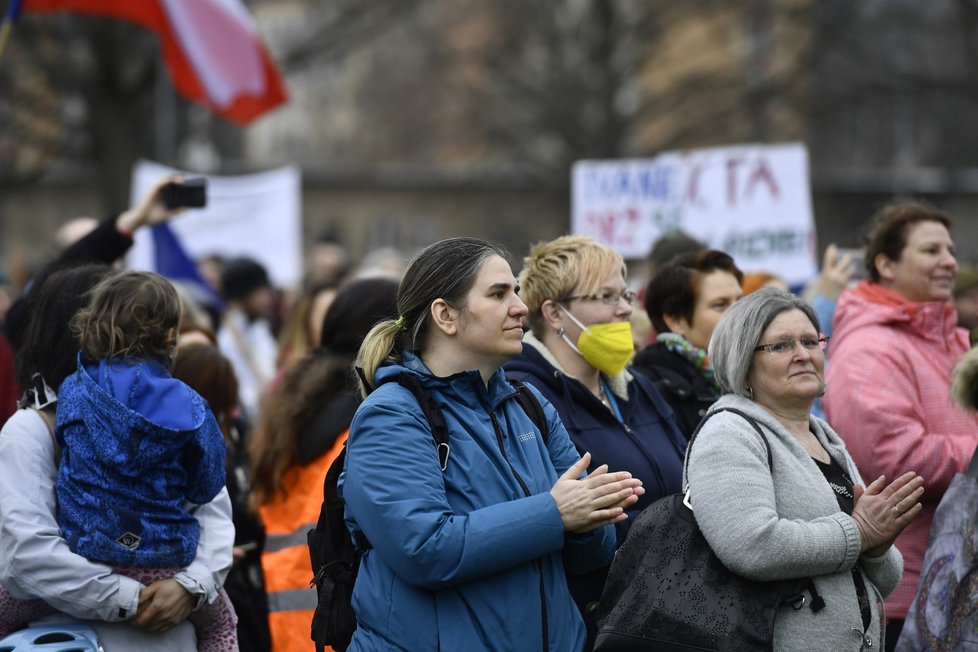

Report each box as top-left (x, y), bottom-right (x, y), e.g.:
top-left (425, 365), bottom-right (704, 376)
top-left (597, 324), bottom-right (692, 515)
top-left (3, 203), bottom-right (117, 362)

top-left (572, 142), bottom-right (817, 285)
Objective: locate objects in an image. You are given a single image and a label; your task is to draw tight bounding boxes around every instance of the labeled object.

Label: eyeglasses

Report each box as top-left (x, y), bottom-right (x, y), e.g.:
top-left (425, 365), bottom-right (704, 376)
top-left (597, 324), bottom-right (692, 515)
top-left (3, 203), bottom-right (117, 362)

top-left (754, 336), bottom-right (830, 355)
top-left (563, 289), bottom-right (637, 306)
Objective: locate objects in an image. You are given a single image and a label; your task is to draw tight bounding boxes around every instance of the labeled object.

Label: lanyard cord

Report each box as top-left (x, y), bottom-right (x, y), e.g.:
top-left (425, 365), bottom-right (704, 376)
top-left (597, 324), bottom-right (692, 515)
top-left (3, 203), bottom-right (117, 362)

top-left (600, 376), bottom-right (624, 423)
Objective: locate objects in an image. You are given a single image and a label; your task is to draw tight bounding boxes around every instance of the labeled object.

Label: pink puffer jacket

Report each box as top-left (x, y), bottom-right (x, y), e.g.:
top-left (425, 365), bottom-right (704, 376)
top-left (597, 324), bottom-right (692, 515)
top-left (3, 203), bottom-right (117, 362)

top-left (824, 280), bottom-right (978, 618)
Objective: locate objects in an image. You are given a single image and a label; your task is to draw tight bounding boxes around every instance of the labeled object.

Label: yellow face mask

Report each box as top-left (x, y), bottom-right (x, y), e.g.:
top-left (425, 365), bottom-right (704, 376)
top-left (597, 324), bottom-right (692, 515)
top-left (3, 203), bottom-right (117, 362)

top-left (559, 307), bottom-right (635, 377)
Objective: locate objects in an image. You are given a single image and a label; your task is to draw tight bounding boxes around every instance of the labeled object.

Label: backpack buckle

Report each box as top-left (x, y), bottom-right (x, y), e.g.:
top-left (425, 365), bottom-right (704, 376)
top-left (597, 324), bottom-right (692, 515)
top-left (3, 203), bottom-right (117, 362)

top-left (437, 442), bottom-right (451, 471)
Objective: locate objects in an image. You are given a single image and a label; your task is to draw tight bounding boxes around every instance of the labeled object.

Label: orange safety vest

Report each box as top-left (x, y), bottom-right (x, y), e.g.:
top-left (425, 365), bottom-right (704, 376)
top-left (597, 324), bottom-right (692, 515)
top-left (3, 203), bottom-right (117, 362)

top-left (260, 431), bottom-right (347, 652)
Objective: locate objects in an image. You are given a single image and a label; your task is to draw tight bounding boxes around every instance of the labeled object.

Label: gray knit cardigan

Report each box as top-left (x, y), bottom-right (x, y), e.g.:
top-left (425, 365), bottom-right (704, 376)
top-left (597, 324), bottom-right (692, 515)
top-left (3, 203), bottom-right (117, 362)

top-left (685, 394), bottom-right (903, 652)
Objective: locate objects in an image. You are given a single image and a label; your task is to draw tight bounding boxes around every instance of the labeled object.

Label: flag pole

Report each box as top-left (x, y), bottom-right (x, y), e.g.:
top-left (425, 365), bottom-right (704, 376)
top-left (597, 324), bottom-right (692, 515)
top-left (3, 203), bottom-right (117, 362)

top-left (0, 19), bottom-right (13, 64)
top-left (0, 0), bottom-right (23, 65)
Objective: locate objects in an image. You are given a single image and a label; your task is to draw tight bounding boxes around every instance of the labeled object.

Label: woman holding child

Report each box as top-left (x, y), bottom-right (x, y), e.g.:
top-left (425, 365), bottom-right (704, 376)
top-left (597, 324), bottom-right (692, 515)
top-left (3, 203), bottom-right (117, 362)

top-left (0, 266), bottom-right (235, 649)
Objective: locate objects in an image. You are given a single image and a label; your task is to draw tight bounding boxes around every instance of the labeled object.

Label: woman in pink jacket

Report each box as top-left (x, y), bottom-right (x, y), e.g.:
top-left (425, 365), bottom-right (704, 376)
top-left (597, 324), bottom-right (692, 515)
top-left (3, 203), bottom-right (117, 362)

top-left (824, 200), bottom-right (978, 651)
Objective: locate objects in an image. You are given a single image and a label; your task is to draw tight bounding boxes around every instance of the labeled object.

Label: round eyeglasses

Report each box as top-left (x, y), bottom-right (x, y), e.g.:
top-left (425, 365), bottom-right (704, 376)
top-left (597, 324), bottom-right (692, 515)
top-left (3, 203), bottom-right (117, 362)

top-left (563, 289), bottom-right (637, 306)
top-left (754, 336), bottom-right (829, 355)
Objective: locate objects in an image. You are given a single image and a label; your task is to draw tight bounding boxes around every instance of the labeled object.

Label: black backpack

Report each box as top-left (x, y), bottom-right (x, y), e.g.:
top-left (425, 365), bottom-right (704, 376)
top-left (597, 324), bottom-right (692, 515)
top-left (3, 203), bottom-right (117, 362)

top-left (307, 373), bottom-right (548, 652)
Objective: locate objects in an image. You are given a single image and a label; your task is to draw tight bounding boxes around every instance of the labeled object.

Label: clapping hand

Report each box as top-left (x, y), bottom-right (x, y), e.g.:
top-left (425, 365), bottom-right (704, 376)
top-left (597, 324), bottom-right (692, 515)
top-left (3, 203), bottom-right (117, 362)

top-left (851, 471), bottom-right (924, 556)
top-left (550, 452), bottom-right (645, 534)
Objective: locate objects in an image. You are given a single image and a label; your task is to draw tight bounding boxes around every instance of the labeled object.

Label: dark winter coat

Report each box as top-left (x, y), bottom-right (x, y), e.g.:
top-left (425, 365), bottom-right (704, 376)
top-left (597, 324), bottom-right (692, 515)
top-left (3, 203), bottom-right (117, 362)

top-left (631, 342), bottom-right (719, 439)
top-left (504, 333), bottom-right (687, 646)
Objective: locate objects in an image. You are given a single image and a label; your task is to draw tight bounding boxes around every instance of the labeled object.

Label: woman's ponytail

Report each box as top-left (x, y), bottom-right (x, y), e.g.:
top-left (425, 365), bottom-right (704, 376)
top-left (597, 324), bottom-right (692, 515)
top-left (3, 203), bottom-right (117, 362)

top-left (356, 319), bottom-right (402, 397)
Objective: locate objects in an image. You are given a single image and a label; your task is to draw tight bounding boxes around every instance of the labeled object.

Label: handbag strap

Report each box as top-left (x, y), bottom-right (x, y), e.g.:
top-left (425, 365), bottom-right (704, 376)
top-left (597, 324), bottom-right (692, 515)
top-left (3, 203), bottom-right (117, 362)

top-left (683, 407), bottom-right (772, 491)
top-left (683, 406), bottom-right (827, 614)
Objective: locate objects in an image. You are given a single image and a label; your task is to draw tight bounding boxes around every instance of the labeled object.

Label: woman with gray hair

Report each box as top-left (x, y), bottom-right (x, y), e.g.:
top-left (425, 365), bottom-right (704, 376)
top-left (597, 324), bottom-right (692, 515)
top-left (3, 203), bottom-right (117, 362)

top-left (686, 287), bottom-right (922, 651)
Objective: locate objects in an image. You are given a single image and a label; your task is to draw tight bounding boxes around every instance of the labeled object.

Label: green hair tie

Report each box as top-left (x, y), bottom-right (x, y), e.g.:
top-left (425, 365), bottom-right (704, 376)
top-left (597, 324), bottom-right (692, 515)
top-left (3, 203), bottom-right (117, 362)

top-left (394, 316), bottom-right (407, 332)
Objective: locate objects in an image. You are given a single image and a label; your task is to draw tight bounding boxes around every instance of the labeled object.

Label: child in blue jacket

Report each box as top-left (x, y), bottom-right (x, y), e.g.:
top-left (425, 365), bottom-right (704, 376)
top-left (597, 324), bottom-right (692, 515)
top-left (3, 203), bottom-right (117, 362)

top-left (0, 271), bottom-right (236, 651)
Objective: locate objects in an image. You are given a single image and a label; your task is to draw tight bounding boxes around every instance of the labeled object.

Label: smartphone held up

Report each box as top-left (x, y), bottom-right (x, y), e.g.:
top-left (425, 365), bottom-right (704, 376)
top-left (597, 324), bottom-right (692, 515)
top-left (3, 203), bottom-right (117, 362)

top-left (162, 178), bottom-right (208, 209)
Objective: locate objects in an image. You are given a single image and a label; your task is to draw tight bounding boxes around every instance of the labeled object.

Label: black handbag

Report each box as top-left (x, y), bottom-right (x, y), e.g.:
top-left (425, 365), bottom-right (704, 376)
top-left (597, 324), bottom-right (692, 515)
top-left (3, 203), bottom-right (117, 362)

top-left (593, 407), bottom-right (821, 652)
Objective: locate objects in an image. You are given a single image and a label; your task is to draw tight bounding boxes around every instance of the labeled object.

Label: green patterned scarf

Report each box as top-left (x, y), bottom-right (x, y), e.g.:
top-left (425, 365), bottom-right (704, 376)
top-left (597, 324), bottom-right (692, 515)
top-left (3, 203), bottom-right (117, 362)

top-left (656, 332), bottom-right (719, 391)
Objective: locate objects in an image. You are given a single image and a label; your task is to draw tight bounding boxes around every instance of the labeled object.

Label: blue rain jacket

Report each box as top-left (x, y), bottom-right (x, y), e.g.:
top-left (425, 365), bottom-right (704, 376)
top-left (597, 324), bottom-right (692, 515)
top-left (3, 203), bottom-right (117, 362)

top-left (55, 356), bottom-right (226, 567)
top-left (340, 351), bottom-right (616, 651)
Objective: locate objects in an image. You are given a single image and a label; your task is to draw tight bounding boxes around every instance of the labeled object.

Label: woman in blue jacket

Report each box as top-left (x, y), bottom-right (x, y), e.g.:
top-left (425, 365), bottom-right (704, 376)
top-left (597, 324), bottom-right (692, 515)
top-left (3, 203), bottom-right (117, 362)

top-left (504, 235), bottom-right (687, 649)
top-left (341, 237), bottom-right (643, 652)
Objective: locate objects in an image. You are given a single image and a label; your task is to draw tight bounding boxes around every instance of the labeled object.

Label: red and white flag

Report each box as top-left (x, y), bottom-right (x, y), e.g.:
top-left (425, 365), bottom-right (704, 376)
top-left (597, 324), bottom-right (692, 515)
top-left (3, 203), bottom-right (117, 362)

top-left (16, 0), bottom-right (288, 124)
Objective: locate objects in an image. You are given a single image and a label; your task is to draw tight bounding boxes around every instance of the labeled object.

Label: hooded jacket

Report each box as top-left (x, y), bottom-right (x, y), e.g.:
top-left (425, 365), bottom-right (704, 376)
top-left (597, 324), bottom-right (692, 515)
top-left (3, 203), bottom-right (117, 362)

top-left (55, 357), bottom-right (227, 568)
top-left (823, 281), bottom-right (978, 618)
top-left (504, 334), bottom-right (687, 542)
top-left (339, 351), bottom-right (615, 652)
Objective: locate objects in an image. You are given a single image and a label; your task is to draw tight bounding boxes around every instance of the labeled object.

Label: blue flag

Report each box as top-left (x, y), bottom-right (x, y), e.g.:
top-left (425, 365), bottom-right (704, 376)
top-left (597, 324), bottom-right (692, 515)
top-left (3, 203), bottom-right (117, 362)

top-left (5, 0), bottom-right (24, 21)
top-left (151, 222), bottom-right (224, 311)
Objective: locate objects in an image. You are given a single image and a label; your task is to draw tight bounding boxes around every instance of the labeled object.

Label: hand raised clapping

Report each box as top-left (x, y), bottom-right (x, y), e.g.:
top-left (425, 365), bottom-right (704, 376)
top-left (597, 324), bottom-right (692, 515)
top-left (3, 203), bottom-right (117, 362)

top-left (851, 471), bottom-right (924, 556)
top-left (550, 452), bottom-right (645, 534)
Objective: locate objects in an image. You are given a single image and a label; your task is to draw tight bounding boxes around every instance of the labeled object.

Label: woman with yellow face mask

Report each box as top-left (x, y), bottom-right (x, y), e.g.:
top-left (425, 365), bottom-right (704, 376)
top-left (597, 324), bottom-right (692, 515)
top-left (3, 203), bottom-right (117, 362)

top-left (504, 235), bottom-right (687, 652)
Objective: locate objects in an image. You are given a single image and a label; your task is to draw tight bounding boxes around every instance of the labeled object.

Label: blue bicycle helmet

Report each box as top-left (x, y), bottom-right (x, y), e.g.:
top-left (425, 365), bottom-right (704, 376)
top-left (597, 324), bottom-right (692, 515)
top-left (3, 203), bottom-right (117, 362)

top-left (0, 625), bottom-right (103, 652)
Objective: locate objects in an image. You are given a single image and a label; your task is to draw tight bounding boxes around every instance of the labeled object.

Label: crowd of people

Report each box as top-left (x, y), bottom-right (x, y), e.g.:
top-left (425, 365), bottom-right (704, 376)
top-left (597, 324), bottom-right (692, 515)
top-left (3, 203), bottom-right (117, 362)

top-left (0, 177), bottom-right (976, 652)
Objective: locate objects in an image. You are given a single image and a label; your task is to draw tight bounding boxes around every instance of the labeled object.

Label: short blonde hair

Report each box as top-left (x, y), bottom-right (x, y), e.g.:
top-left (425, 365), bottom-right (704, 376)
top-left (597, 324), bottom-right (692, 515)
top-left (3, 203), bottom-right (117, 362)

top-left (518, 235), bottom-right (626, 339)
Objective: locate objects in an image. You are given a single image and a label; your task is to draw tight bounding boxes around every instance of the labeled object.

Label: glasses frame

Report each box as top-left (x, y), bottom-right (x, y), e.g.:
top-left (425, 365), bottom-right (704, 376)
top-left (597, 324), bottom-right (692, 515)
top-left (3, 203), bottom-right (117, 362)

top-left (754, 335), bottom-right (830, 355)
top-left (562, 289), bottom-right (637, 306)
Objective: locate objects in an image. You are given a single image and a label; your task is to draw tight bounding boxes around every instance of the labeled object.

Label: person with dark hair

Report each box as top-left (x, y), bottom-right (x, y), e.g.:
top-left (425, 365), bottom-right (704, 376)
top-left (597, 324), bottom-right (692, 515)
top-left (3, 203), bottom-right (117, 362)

top-left (218, 256), bottom-right (278, 421)
top-left (824, 200), bottom-right (978, 649)
top-left (690, 287), bottom-right (917, 651)
top-left (646, 229), bottom-right (706, 272)
top-left (503, 235), bottom-right (685, 649)
top-left (0, 265), bottom-right (235, 649)
top-left (344, 237), bottom-right (640, 651)
top-left (274, 279), bottom-right (339, 370)
top-left (250, 276), bottom-right (399, 652)
top-left (172, 342), bottom-right (271, 652)
top-left (0, 271), bottom-right (238, 649)
top-left (632, 249), bottom-right (744, 437)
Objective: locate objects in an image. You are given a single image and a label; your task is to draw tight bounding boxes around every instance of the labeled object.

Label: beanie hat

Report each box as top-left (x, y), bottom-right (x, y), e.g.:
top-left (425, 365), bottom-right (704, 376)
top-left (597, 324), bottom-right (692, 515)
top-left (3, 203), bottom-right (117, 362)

top-left (221, 257), bottom-right (270, 301)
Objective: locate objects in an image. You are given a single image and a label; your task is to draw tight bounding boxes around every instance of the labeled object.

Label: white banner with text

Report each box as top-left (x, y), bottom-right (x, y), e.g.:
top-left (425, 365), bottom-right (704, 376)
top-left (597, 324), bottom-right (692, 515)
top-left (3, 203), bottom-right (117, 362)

top-left (571, 142), bottom-right (817, 285)
top-left (127, 159), bottom-right (303, 288)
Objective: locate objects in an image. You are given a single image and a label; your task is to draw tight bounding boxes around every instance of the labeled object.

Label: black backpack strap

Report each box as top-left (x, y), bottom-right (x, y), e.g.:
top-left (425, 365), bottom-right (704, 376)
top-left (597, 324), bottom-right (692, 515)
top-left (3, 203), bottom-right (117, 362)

top-left (508, 378), bottom-right (549, 445)
top-left (394, 373), bottom-right (549, 471)
top-left (308, 442), bottom-right (365, 651)
top-left (396, 373), bottom-right (452, 471)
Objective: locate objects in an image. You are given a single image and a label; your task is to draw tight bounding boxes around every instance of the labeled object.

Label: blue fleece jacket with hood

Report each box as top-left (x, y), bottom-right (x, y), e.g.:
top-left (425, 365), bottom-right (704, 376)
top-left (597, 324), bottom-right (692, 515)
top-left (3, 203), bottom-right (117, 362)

top-left (339, 351), bottom-right (616, 652)
top-left (55, 356), bottom-right (226, 568)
